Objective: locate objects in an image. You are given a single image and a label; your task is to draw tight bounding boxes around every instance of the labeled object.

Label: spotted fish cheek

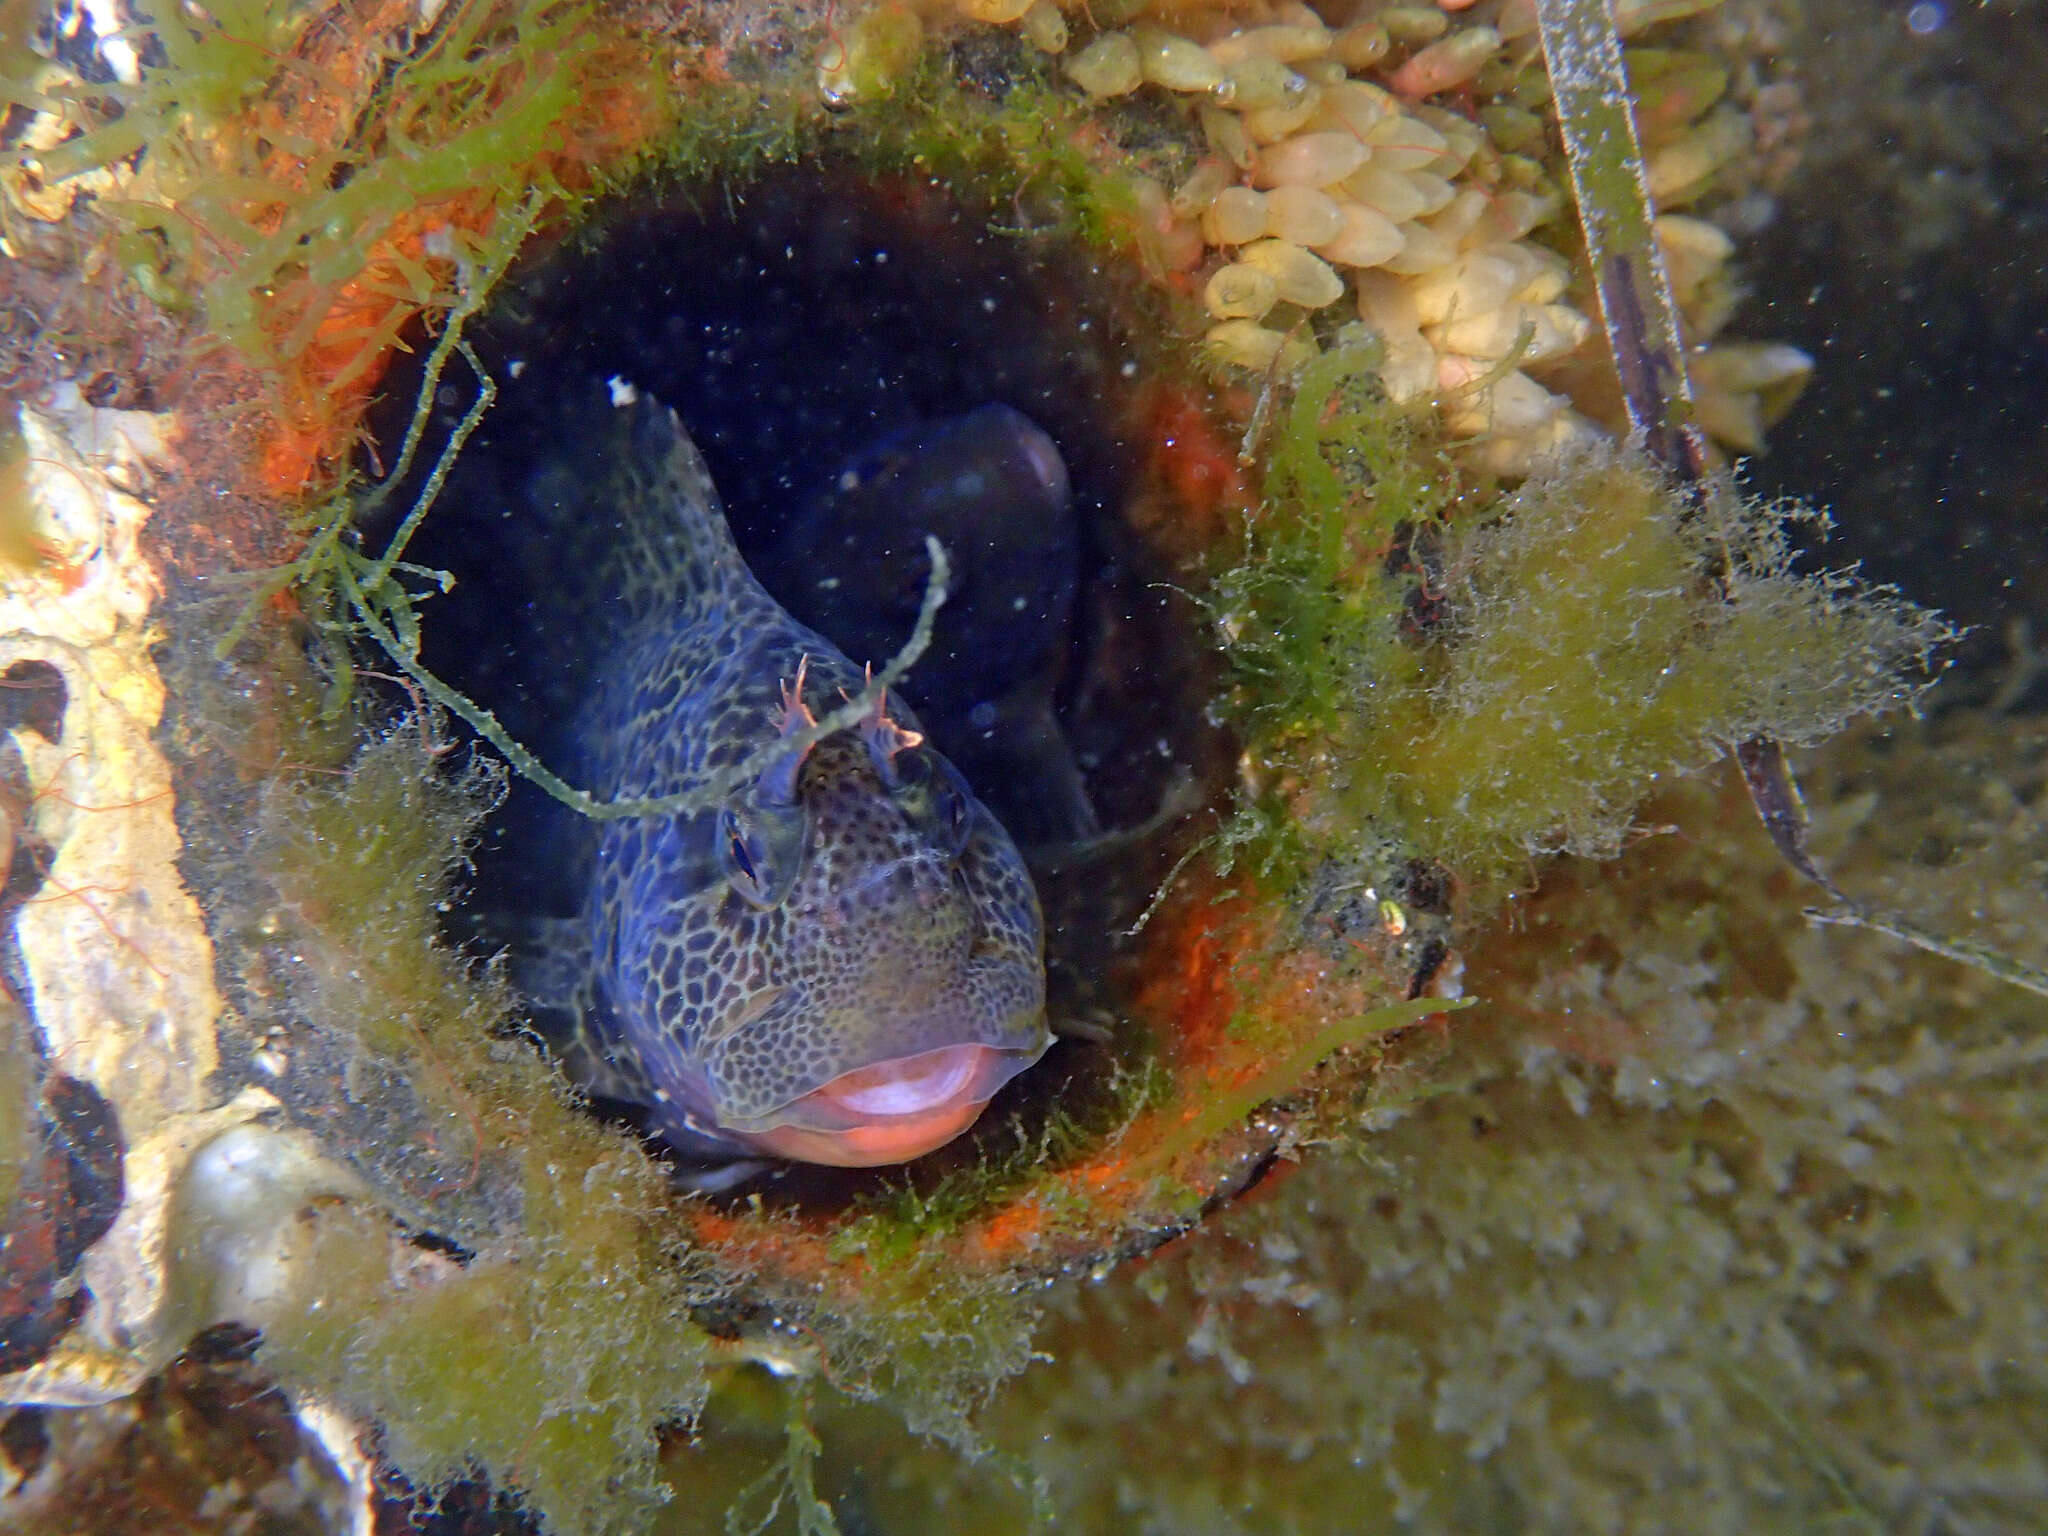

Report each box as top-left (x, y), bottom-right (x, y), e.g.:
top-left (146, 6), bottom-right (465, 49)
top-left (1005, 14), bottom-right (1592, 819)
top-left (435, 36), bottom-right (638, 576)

top-left (643, 896), bottom-right (778, 1058)
top-left (700, 992), bottom-right (842, 1127)
top-left (957, 822), bottom-right (1046, 966)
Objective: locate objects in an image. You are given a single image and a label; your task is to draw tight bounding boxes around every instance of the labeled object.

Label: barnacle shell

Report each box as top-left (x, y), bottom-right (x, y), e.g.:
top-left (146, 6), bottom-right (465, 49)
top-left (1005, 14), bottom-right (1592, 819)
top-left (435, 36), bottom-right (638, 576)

top-left (0, 395), bottom-right (263, 1405)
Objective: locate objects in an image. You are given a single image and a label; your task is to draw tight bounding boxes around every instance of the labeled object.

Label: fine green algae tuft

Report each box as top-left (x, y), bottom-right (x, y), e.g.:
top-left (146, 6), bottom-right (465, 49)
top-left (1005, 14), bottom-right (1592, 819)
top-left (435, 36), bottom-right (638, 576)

top-left (259, 1153), bottom-right (720, 1536)
top-left (1385, 454), bottom-right (1950, 879)
top-left (645, 50), bottom-right (1155, 277)
top-left (957, 725), bottom-right (2048, 1533)
top-left (4, 0), bottom-right (650, 492)
top-left (229, 723), bottom-right (725, 1536)
top-left (251, 721), bottom-right (509, 1068)
top-left (4, 0), bottom-right (606, 360)
top-left (1200, 339), bottom-right (1453, 895)
top-left (1211, 346), bottom-right (1954, 897)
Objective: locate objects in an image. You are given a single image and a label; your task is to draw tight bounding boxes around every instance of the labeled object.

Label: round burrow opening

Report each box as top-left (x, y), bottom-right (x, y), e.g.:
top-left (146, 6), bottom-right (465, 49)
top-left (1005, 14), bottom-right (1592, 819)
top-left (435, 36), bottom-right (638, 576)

top-left (368, 156), bottom-right (1234, 1207)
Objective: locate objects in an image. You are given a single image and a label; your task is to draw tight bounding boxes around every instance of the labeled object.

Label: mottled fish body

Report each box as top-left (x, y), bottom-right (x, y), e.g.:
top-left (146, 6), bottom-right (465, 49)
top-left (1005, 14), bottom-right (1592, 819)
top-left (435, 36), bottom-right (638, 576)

top-left (544, 398), bottom-right (1049, 1167)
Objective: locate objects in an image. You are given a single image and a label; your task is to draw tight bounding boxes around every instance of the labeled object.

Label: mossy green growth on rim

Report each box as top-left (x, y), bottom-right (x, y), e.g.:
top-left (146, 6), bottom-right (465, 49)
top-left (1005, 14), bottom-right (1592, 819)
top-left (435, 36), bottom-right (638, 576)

top-left (1208, 345), bottom-right (1954, 901)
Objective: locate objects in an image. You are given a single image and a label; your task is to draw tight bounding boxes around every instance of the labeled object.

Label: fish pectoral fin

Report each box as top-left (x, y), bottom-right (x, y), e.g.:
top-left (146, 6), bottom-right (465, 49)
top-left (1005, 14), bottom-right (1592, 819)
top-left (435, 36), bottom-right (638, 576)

top-left (1026, 766), bottom-right (1204, 876)
top-left (506, 915), bottom-right (594, 1013)
top-left (956, 690), bottom-right (1102, 849)
top-left (512, 922), bottom-right (662, 1110)
top-left (1050, 1010), bottom-right (1117, 1045)
top-left (538, 990), bottom-right (663, 1109)
top-left (668, 1156), bottom-right (777, 1195)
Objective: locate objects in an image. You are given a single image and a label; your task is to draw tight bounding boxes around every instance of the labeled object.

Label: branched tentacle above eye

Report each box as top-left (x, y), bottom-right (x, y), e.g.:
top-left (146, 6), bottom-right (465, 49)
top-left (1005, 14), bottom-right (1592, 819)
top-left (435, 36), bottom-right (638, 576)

top-left (776, 655), bottom-right (815, 735)
top-left (852, 664), bottom-right (926, 788)
top-left (758, 655), bottom-right (817, 807)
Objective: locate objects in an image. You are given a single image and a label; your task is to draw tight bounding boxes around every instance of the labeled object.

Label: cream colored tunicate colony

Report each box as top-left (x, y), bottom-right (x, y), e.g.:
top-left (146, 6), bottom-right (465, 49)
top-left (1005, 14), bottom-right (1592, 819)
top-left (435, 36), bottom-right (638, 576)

top-left (951, 0), bottom-right (1793, 471)
top-left (1040, 1), bottom-right (1605, 471)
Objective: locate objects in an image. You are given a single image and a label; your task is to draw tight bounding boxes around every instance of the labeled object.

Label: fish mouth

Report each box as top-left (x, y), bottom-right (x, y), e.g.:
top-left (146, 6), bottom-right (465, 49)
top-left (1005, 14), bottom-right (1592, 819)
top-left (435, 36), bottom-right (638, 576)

top-left (739, 1034), bottom-right (1047, 1167)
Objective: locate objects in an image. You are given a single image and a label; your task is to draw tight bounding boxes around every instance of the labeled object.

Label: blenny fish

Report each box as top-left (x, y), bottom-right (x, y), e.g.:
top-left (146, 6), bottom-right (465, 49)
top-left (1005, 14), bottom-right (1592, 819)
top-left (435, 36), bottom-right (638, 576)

top-left (529, 396), bottom-right (1050, 1168)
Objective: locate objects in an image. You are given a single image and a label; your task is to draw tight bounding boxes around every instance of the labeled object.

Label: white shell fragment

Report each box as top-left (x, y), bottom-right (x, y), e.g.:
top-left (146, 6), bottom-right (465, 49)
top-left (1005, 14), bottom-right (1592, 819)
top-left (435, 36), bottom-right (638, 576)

top-left (0, 394), bottom-right (382, 1412)
top-left (0, 394), bottom-right (226, 1404)
top-left (175, 1120), bottom-right (444, 1356)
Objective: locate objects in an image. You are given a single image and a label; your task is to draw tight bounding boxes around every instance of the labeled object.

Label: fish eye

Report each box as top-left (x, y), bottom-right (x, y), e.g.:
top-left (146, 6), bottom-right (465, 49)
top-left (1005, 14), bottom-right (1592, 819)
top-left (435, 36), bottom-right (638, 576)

top-left (934, 771), bottom-right (972, 856)
top-left (720, 805), bottom-right (804, 909)
top-left (888, 745), bottom-right (933, 793)
top-left (896, 752), bottom-right (973, 857)
top-left (720, 810), bottom-right (765, 899)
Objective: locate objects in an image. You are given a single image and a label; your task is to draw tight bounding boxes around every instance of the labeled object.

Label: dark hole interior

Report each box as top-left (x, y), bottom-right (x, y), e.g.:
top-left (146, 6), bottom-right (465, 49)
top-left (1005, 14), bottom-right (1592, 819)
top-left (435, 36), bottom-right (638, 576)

top-left (365, 160), bottom-right (1232, 1203)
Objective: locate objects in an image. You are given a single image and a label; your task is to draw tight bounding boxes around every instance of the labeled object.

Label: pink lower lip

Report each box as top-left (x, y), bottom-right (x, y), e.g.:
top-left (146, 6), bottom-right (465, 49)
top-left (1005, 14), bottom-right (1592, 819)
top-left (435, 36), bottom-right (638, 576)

top-left (812, 1045), bottom-right (987, 1117)
top-left (750, 1097), bottom-right (990, 1167)
top-left (743, 1044), bottom-right (1012, 1167)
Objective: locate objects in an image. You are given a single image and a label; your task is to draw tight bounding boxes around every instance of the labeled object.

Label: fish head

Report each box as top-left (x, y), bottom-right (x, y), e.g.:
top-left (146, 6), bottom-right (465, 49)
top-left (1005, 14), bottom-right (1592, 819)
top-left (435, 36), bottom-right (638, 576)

top-left (665, 724), bottom-right (1049, 1167)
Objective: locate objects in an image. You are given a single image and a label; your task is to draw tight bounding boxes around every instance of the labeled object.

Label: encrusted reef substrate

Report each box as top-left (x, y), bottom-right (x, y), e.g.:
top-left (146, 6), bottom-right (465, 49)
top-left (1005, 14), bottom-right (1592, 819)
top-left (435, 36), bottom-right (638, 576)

top-left (1018, 715), bottom-right (2048, 1534)
top-left (0, 1), bottom-right (1988, 1534)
